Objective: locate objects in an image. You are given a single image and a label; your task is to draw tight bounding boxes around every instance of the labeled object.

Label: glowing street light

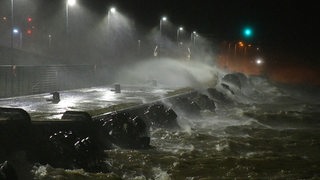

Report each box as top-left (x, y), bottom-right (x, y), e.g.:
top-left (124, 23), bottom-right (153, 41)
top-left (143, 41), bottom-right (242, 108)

top-left (110, 7), bottom-right (116, 14)
top-left (66, 0), bottom-right (76, 34)
top-left (191, 31), bottom-right (197, 46)
top-left (177, 26), bottom-right (183, 44)
top-left (13, 28), bottom-right (19, 34)
top-left (158, 16), bottom-right (167, 57)
top-left (10, 0), bottom-right (14, 64)
top-left (255, 58), bottom-right (263, 65)
top-left (68, 0), bottom-right (76, 6)
top-left (107, 7), bottom-right (117, 26)
top-left (13, 28), bottom-right (22, 48)
top-left (160, 16), bottom-right (167, 38)
top-left (48, 34), bottom-right (52, 49)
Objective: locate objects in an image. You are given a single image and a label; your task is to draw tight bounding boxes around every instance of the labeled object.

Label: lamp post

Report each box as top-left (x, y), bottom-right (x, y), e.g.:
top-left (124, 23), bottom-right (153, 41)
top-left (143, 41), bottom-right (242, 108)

top-left (18, 30), bottom-right (22, 48)
top-left (10, 0), bottom-right (14, 64)
top-left (159, 16), bottom-right (167, 38)
top-left (177, 26), bottom-right (183, 45)
top-left (12, 28), bottom-right (19, 48)
top-left (158, 16), bottom-right (167, 57)
top-left (107, 7), bottom-right (116, 26)
top-left (48, 34), bottom-right (52, 49)
top-left (105, 7), bottom-right (117, 61)
top-left (137, 39), bottom-right (141, 54)
top-left (66, 0), bottom-right (76, 34)
top-left (65, 0), bottom-right (76, 59)
top-left (191, 31), bottom-right (197, 46)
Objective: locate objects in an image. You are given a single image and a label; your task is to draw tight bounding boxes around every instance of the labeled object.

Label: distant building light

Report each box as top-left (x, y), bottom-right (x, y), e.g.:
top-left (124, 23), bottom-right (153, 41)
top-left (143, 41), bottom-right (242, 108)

top-left (27, 29), bottom-right (32, 35)
top-left (255, 58), bottom-right (263, 65)
top-left (27, 17), bottom-right (32, 22)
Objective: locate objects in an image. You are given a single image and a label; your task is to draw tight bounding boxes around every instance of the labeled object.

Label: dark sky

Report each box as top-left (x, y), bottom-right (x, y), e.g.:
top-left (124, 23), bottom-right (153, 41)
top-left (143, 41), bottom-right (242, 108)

top-left (89, 0), bottom-right (319, 60)
top-left (1, 0), bottom-right (319, 62)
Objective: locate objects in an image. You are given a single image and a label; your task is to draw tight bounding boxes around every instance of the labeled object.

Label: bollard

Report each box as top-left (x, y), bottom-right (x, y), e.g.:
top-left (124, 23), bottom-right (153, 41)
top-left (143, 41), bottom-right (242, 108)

top-left (114, 84), bottom-right (121, 93)
top-left (46, 92), bottom-right (60, 104)
top-left (51, 92), bottom-right (60, 104)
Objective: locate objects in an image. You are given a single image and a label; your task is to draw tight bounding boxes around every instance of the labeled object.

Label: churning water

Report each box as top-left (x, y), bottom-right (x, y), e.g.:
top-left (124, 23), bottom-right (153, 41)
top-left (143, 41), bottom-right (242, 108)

top-left (29, 70), bottom-right (320, 180)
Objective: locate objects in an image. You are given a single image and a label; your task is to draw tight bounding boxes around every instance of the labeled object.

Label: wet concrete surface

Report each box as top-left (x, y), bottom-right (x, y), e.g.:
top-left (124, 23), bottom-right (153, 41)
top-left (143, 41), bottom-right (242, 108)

top-left (0, 84), bottom-right (177, 121)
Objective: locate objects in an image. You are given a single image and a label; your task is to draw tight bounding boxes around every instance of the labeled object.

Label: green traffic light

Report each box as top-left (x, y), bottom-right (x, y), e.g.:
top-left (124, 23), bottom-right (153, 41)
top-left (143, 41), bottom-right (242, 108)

top-left (243, 27), bottom-right (253, 38)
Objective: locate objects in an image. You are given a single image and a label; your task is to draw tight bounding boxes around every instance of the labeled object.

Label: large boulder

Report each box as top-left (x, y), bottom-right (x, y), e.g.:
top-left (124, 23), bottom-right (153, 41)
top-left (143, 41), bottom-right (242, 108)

top-left (143, 103), bottom-right (179, 129)
top-left (193, 93), bottom-right (216, 112)
top-left (221, 72), bottom-right (248, 90)
top-left (207, 88), bottom-right (232, 104)
top-left (98, 112), bottom-right (150, 149)
top-left (0, 161), bottom-right (18, 180)
top-left (0, 107), bottom-right (31, 153)
top-left (170, 97), bottom-right (201, 118)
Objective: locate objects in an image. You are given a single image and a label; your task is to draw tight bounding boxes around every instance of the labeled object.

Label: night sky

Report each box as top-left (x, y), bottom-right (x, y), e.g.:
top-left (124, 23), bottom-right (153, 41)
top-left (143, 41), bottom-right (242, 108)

top-left (1, 0), bottom-right (319, 63)
top-left (107, 0), bottom-right (319, 60)
top-left (69, 0), bottom-right (320, 63)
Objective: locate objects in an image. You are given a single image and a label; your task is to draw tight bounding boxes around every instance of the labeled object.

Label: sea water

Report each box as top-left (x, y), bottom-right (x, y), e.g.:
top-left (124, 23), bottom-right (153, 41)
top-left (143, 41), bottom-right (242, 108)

top-left (30, 75), bottom-right (320, 179)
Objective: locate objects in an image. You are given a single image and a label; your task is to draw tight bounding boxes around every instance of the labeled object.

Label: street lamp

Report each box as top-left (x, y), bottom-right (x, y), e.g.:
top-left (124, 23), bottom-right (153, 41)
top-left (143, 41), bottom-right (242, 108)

top-left (66, 0), bottom-right (76, 34)
top-left (107, 7), bottom-right (116, 26)
top-left (137, 39), bottom-right (141, 53)
top-left (191, 31), bottom-right (197, 46)
top-left (10, 0), bottom-right (14, 64)
top-left (159, 16), bottom-right (167, 38)
top-left (48, 34), bottom-right (52, 49)
top-left (110, 7), bottom-right (116, 14)
top-left (177, 26), bottom-right (183, 45)
top-left (158, 16), bottom-right (167, 57)
top-left (13, 28), bottom-right (22, 48)
top-left (65, 0), bottom-right (76, 59)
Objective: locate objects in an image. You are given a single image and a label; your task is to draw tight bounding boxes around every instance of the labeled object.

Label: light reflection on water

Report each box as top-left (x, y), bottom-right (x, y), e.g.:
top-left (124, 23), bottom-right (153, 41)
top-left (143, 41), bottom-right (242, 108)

top-left (32, 102), bottom-right (320, 179)
top-left (2, 77), bottom-right (320, 179)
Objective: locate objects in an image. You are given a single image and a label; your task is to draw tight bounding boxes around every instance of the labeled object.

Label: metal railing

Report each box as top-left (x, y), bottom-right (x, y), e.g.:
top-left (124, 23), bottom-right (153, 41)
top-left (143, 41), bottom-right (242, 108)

top-left (0, 65), bottom-right (113, 98)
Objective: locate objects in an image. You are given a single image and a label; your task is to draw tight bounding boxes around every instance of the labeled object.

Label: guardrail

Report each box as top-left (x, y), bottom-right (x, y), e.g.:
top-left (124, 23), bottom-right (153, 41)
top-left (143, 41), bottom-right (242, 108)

top-left (0, 65), bottom-right (113, 98)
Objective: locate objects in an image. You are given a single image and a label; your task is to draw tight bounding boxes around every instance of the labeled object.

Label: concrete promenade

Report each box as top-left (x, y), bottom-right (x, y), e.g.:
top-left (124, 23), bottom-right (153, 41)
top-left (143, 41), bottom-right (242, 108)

top-left (0, 84), bottom-right (191, 121)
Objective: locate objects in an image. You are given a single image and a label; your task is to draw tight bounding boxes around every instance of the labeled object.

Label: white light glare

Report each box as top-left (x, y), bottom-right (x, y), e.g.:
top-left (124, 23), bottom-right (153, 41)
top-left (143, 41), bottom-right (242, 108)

top-left (255, 58), bottom-right (263, 65)
top-left (13, 28), bottom-right (19, 34)
top-left (110, 7), bottom-right (116, 13)
top-left (68, 0), bottom-right (76, 6)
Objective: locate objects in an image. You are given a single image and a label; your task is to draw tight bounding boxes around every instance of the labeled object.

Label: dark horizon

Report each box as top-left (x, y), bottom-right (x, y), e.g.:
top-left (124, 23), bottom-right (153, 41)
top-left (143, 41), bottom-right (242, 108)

top-left (0, 0), bottom-right (319, 64)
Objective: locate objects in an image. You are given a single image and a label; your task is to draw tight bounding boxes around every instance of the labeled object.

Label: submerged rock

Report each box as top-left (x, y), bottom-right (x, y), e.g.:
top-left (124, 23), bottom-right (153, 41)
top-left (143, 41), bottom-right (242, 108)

top-left (143, 103), bottom-right (179, 129)
top-left (170, 97), bottom-right (201, 117)
top-left (99, 112), bottom-right (150, 149)
top-left (0, 161), bottom-right (18, 180)
top-left (193, 93), bottom-right (216, 112)
top-left (33, 130), bottom-right (108, 173)
top-left (221, 83), bottom-right (235, 95)
top-left (169, 92), bottom-right (217, 117)
top-left (221, 73), bottom-right (245, 90)
top-left (207, 88), bottom-right (233, 104)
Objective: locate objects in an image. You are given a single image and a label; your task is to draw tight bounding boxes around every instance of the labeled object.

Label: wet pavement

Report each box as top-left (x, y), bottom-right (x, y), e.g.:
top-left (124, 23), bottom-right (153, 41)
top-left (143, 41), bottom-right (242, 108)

top-left (0, 84), bottom-right (181, 121)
